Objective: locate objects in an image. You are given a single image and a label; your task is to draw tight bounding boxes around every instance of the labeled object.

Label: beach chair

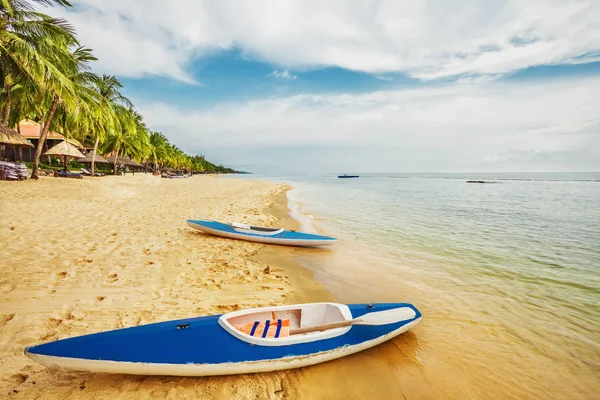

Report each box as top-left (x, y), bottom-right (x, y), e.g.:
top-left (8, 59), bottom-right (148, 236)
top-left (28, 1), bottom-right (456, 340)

top-left (56, 171), bottom-right (83, 179)
top-left (81, 168), bottom-right (92, 176)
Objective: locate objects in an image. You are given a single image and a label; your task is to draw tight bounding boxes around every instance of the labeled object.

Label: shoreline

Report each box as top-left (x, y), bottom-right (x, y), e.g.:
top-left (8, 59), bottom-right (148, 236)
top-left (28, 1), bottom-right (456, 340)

top-left (254, 187), bottom-right (332, 305)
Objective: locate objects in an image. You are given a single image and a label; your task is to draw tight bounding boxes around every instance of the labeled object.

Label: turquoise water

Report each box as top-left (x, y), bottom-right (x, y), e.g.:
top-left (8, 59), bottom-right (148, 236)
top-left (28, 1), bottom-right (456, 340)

top-left (233, 172), bottom-right (600, 398)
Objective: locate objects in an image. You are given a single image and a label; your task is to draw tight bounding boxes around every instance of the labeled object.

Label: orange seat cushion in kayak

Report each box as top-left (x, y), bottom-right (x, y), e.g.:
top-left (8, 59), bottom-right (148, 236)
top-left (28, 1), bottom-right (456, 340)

top-left (235, 319), bottom-right (290, 338)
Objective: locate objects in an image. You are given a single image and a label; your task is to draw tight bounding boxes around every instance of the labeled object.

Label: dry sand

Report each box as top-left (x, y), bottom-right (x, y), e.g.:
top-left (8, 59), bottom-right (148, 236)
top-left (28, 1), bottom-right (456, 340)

top-left (0, 174), bottom-right (336, 399)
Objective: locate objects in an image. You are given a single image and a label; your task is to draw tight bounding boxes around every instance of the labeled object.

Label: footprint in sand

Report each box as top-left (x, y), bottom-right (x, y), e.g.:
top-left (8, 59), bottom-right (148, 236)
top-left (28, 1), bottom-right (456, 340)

top-left (56, 271), bottom-right (68, 278)
top-left (45, 317), bottom-right (62, 329)
top-left (11, 373), bottom-right (28, 385)
top-left (0, 313), bottom-right (16, 327)
top-left (96, 296), bottom-right (106, 302)
top-left (106, 273), bottom-right (118, 283)
top-left (0, 281), bottom-right (15, 295)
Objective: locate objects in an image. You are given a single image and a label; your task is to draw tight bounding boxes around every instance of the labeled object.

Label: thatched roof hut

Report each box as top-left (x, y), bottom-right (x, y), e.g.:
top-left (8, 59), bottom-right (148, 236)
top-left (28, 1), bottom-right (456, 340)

top-left (0, 125), bottom-right (34, 147)
top-left (76, 152), bottom-right (108, 164)
top-left (105, 155), bottom-right (128, 165)
top-left (44, 141), bottom-right (85, 158)
top-left (122, 156), bottom-right (143, 167)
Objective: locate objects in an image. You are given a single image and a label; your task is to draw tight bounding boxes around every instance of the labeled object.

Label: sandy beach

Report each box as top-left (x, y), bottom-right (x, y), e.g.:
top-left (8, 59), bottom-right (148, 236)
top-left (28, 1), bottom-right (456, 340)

top-left (0, 175), bottom-right (336, 399)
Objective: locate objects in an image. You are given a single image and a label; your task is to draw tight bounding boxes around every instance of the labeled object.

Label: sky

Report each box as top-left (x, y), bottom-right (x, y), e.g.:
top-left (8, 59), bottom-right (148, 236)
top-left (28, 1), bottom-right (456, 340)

top-left (45, 0), bottom-right (600, 172)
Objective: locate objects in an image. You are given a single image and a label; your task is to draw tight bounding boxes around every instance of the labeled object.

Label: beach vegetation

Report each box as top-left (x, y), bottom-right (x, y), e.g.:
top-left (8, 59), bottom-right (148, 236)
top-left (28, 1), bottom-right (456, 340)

top-left (0, 0), bottom-right (237, 177)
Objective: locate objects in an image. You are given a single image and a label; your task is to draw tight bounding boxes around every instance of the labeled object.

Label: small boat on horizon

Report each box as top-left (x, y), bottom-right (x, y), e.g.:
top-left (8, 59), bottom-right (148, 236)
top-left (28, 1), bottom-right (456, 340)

top-left (25, 302), bottom-right (421, 376)
top-left (186, 219), bottom-right (337, 247)
top-left (338, 174), bottom-right (359, 178)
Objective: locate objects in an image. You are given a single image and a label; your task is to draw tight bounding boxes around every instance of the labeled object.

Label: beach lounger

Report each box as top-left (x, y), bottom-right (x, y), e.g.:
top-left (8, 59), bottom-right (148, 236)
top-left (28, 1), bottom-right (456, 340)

top-left (81, 168), bottom-right (106, 177)
top-left (55, 171), bottom-right (83, 179)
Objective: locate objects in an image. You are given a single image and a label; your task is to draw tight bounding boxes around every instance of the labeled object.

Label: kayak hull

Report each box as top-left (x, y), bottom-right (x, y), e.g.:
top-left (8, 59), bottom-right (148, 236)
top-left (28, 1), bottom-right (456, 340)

top-left (26, 320), bottom-right (419, 376)
top-left (25, 303), bottom-right (421, 377)
top-left (186, 219), bottom-right (337, 247)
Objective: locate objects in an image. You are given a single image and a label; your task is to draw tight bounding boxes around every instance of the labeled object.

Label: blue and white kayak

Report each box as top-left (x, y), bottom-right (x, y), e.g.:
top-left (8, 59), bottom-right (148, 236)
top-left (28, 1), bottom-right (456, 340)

top-left (186, 219), bottom-right (337, 247)
top-left (25, 302), bottom-right (421, 376)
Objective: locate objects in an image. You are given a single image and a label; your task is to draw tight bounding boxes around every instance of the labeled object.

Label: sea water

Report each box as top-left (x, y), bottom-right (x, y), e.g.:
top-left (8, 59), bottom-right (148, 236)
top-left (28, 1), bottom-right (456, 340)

top-left (232, 172), bottom-right (600, 399)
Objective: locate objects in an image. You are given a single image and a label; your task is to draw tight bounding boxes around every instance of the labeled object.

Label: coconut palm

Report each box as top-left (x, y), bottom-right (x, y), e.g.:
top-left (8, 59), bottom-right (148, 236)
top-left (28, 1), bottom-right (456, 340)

top-left (147, 131), bottom-right (169, 172)
top-left (29, 45), bottom-right (97, 178)
top-left (88, 74), bottom-right (131, 174)
top-left (1, 1), bottom-right (237, 176)
top-left (1, 0), bottom-right (75, 119)
top-left (1, 0), bottom-right (85, 178)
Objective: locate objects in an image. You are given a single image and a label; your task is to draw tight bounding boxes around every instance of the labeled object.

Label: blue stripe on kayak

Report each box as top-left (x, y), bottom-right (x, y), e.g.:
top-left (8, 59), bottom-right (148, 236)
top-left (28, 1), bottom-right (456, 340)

top-left (275, 319), bottom-right (282, 338)
top-left (261, 320), bottom-right (271, 338)
top-left (249, 321), bottom-right (260, 337)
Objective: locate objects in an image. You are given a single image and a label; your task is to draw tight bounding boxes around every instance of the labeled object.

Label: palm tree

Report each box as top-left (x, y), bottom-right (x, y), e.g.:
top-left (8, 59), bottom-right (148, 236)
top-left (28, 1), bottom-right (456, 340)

top-left (1, 0), bottom-right (75, 124)
top-left (1, 1), bottom-right (237, 176)
top-left (1, 0), bottom-right (85, 178)
top-left (30, 45), bottom-right (95, 178)
top-left (89, 74), bottom-right (131, 174)
top-left (148, 131), bottom-right (169, 173)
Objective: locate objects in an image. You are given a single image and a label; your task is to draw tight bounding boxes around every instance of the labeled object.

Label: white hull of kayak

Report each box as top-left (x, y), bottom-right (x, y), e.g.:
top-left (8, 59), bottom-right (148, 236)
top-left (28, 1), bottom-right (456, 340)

top-left (26, 319), bottom-right (420, 377)
top-left (186, 221), bottom-right (335, 247)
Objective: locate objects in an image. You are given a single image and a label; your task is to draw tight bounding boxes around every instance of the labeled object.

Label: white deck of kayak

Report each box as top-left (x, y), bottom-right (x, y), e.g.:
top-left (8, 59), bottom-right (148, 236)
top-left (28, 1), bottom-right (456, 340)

top-left (231, 222), bottom-right (285, 235)
top-left (219, 303), bottom-right (353, 346)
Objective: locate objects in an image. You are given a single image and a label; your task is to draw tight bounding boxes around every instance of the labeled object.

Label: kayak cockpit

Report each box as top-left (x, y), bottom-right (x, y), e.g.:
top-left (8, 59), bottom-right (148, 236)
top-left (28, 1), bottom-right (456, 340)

top-left (218, 303), bottom-right (352, 346)
top-left (231, 222), bottom-right (285, 236)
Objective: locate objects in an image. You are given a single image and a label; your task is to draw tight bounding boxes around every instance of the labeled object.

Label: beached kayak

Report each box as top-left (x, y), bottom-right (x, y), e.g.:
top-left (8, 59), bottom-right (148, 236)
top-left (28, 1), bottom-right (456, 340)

top-left (186, 219), bottom-right (337, 247)
top-left (25, 302), bottom-right (421, 376)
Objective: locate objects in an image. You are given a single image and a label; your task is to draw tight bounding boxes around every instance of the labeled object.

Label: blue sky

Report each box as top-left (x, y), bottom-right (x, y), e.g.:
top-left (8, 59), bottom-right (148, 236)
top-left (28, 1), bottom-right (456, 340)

top-left (48, 0), bottom-right (600, 172)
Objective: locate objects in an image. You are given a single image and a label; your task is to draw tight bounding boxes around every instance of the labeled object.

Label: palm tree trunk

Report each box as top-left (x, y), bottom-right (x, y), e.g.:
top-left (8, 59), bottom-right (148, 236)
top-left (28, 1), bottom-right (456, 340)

top-left (2, 95), bottom-right (11, 126)
top-left (32, 95), bottom-right (60, 180)
top-left (91, 136), bottom-right (99, 175)
top-left (113, 150), bottom-right (118, 175)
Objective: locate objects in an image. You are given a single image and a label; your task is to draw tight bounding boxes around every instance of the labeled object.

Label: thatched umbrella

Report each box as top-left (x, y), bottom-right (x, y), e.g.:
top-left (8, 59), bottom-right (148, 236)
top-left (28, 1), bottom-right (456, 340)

top-left (76, 152), bottom-right (108, 164)
top-left (1, 125), bottom-right (33, 161)
top-left (105, 155), bottom-right (128, 164)
top-left (44, 140), bottom-right (85, 170)
top-left (122, 156), bottom-right (143, 167)
top-left (0, 125), bottom-right (34, 147)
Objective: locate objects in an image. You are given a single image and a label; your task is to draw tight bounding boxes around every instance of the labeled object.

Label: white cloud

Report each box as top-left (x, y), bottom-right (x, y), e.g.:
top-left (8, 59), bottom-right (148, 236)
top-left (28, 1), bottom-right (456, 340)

top-left (45, 0), bottom-right (600, 81)
top-left (268, 69), bottom-right (298, 80)
top-left (137, 76), bottom-right (600, 172)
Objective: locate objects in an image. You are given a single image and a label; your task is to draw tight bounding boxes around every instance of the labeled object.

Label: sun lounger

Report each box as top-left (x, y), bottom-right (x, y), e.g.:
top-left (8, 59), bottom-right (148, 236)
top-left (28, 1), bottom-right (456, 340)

top-left (55, 171), bottom-right (83, 179)
top-left (81, 168), bottom-right (106, 177)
